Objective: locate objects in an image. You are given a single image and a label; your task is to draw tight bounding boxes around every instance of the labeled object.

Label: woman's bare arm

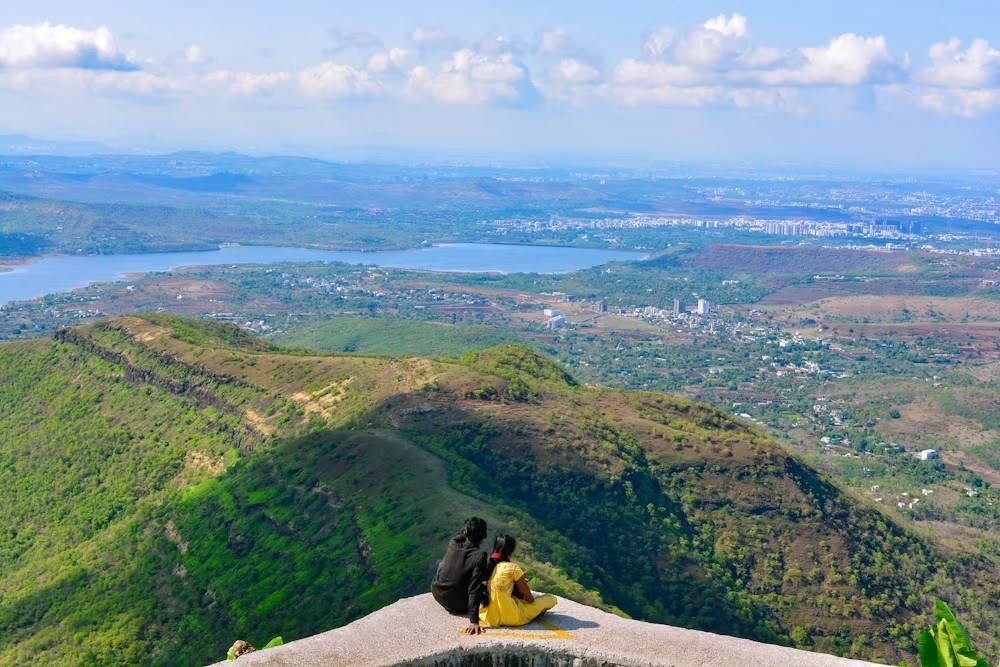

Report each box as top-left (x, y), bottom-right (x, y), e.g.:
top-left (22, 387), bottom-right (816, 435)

top-left (514, 576), bottom-right (534, 603)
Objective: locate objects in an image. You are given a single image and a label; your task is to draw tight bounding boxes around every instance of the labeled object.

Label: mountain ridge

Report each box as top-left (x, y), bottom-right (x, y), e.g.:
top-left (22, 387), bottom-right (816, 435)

top-left (0, 315), bottom-right (995, 665)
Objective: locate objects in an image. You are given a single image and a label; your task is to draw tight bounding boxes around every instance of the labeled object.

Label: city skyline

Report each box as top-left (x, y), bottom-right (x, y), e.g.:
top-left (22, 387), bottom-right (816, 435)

top-left (1, 1), bottom-right (998, 169)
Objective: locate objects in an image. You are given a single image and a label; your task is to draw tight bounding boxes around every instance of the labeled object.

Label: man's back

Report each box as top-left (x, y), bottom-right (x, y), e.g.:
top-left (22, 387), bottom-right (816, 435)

top-left (432, 532), bottom-right (487, 622)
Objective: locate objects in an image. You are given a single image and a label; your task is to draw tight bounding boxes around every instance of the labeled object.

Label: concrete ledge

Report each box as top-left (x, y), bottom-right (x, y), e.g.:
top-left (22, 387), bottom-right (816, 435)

top-left (210, 593), bottom-right (885, 667)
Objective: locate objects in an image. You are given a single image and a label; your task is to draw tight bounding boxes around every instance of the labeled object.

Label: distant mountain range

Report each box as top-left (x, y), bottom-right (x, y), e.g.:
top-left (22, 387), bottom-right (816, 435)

top-left (0, 134), bottom-right (115, 156)
top-left (1, 149), bottom-right (996, 266)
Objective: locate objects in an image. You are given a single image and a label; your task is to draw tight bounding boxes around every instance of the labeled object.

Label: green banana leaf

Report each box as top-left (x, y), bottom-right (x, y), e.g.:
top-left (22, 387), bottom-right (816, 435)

top-left (918, 600), bottom-right (990, 667)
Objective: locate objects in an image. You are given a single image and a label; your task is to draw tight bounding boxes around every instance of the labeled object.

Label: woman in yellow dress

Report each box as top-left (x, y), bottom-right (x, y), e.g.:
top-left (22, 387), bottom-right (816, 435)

top-left (478, 534), bottom-right (557, 627)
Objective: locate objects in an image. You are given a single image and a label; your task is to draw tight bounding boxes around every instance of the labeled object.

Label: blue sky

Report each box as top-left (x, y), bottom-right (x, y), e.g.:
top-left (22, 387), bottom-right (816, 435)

top-left (1, 1), bottom-right (998, 169)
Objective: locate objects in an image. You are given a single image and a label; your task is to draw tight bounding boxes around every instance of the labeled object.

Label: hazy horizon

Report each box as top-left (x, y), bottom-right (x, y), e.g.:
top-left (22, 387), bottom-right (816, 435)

top-left (2, 1), bottom-right (999, 170)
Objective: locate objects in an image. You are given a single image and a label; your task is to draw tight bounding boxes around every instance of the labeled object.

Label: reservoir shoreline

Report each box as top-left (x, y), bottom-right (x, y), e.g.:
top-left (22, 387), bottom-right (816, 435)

top-left (0, 243), bottom-right (647, 308)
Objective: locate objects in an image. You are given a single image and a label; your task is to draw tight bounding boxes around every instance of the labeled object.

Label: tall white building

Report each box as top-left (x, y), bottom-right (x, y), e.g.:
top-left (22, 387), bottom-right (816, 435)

top-left (697, 299), bottom-right (711, 315)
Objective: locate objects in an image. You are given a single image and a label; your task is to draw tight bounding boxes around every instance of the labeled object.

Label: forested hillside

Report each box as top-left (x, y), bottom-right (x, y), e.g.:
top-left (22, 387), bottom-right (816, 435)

top-left (0, 315), bottom-right (995, 665)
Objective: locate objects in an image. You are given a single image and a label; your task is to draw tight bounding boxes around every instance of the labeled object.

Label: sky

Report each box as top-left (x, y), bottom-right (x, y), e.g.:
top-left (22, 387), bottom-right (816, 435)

top-left (1, 1), bottom-right (998, 169)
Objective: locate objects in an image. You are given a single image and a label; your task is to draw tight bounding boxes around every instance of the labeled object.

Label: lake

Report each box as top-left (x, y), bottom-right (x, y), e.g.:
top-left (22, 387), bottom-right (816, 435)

top-left (0, 243), bottom-right (647, 307)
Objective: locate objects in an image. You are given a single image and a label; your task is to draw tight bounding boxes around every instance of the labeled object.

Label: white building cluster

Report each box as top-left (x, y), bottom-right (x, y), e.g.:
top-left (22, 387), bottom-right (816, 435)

top-left (544, 308), bottom-right (565, 329)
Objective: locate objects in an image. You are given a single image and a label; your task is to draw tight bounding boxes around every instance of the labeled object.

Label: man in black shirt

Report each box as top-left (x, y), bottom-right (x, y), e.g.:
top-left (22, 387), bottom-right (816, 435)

top-left (431, 517), bottom-right (488, 634)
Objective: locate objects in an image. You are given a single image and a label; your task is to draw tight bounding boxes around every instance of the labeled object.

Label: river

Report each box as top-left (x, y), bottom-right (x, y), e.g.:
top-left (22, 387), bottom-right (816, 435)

top-left (0, 243), bottom-right (647, 307)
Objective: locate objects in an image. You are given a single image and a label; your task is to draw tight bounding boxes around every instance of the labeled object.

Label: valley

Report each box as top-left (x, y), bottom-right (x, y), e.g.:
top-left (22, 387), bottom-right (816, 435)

top-left (0, 157), bottom-right (997, 666)
top-left (0, 315), bottom-right (996, 665)
top-left (3, 242), bottom-right (994, 553)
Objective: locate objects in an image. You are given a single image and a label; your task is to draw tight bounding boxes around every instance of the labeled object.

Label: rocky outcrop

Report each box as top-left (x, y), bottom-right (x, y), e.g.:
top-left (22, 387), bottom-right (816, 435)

top-left (208, 594), bottom-right (885, 667)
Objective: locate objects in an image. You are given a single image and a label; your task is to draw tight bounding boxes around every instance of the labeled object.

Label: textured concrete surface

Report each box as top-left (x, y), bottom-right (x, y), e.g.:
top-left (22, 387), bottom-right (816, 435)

top-left (209, 593), bottom-right (886, 667)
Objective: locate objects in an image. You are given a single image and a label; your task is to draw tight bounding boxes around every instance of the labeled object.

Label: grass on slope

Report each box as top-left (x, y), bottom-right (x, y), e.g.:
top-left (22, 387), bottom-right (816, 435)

top-left (373, 375), bottom-right (999, 665)
top-left (0, 426), bottom-right (600, 666)
top-left (278, 316), bottom-right (517, 357)
top-left (0, 317), bottom-right (601, 665)
top-left (0, 315), bottom-right (996, 666)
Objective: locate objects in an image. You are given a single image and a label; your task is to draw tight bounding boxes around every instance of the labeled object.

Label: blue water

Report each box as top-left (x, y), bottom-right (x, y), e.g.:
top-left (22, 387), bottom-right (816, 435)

top-left (0, 243), bottom-right (646, 307)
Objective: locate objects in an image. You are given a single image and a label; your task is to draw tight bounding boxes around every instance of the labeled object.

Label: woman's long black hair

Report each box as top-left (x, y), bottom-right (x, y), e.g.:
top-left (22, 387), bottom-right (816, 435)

top-left (484, 534), bottom-right (516, 585)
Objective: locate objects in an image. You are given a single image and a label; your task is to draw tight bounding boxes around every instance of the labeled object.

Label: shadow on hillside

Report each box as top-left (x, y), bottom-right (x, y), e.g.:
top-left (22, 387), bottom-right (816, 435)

top-left (347, 384), bottom-right (1000, 664)
top-left (0, 569), bottom-right (91, 652)
top-left (21, 389), bottom-right (994, 665)
top-left (350, 389), bottom-right (780, 645)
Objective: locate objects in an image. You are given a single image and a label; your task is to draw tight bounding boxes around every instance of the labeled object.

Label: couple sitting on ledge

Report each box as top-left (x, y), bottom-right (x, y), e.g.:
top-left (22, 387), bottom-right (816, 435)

top-left (431, 517), bottom-right (557, 635)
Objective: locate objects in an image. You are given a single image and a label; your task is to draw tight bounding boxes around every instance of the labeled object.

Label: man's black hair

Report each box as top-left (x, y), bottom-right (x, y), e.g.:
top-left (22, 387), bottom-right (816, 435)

top-left (463, 517), bottom-right (488, 545)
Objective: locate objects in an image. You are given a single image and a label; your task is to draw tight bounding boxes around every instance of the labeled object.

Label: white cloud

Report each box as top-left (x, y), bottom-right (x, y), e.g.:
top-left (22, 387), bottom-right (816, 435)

top-left (639, 14), bottom-right (772, 74)
top-left (642, 27), bottom-right (676, 59)
top-left (758, 34), bottom-right (903, 86)
top-left (535, 26), bottom-right (596, 61)
top-left (703, 14), bottom-right (748, 39)
top-left (613, 59), bottom-right (703, 87)
top-left (390, 47), bottom-right (409, 63)
top-left (0, 68), bottom-right (171, 98)
top-left (367, 48), bottom-right (409, 74)
top-left (552, 58), bottom-right (601, 85)
top-left (299, 62), bottom-right (379, 98)
top-left (534, 27), bottom-right (601, 101)
top-left (610, 15), bottom-right (908, 110)
top-left (185, 44), bottom-right (205, 65)
top-left (736, 46), bottom-right (782, 69)
top-left (406, 64), bottom-right (471, 103)
top-left (910, 38), bottom-right (1000, 116)
top-left (918, 87), bottom-right (1000, 117)
top-left (405, 48), bottom-right (534, 105)
top-left (538, 28), bottom-right (571, 56)
top-left (643, 14), bottom-right (748, 68)
top-left (205, 70), bottom-right (290, 96)
top-left (918, 38), bottom-right (999, 88)
top-left (3, 16), bottom-right (995, 120)
top-left (367, 52), bottom-right (390, 73)
top-left (469, 52), bottom-right (522, 83)
top-left (0, 21), bottom-right (135, 70)
top-left (0, 63), bottom-right (300, 102)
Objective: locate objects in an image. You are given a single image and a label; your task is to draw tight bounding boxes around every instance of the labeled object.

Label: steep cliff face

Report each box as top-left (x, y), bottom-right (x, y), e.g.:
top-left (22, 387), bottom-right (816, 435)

top-left (0, 316), bottom-right (994, 665)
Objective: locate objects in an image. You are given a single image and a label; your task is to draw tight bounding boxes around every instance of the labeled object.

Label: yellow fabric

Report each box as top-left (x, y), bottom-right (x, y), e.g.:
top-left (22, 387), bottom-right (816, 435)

top-left (478, 561), bottom-right (557, 628)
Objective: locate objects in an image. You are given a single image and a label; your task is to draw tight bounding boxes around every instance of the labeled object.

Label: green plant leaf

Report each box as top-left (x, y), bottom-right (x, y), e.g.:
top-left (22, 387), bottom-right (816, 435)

top-left (928, 600), bottom-right (991, 667)
top-left (933, 620), bottom-right (956, 667)
top-left (937, 600), bottom-right (973, 655)
top-left (919, 627), bottom-right (943, 667)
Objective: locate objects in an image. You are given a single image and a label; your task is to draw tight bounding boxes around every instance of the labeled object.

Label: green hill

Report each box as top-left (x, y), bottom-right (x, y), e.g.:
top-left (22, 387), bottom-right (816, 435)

top-left (278, 316), bottom-right (516, 357)
top-left (0, 315), bottom-right (995, 666)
